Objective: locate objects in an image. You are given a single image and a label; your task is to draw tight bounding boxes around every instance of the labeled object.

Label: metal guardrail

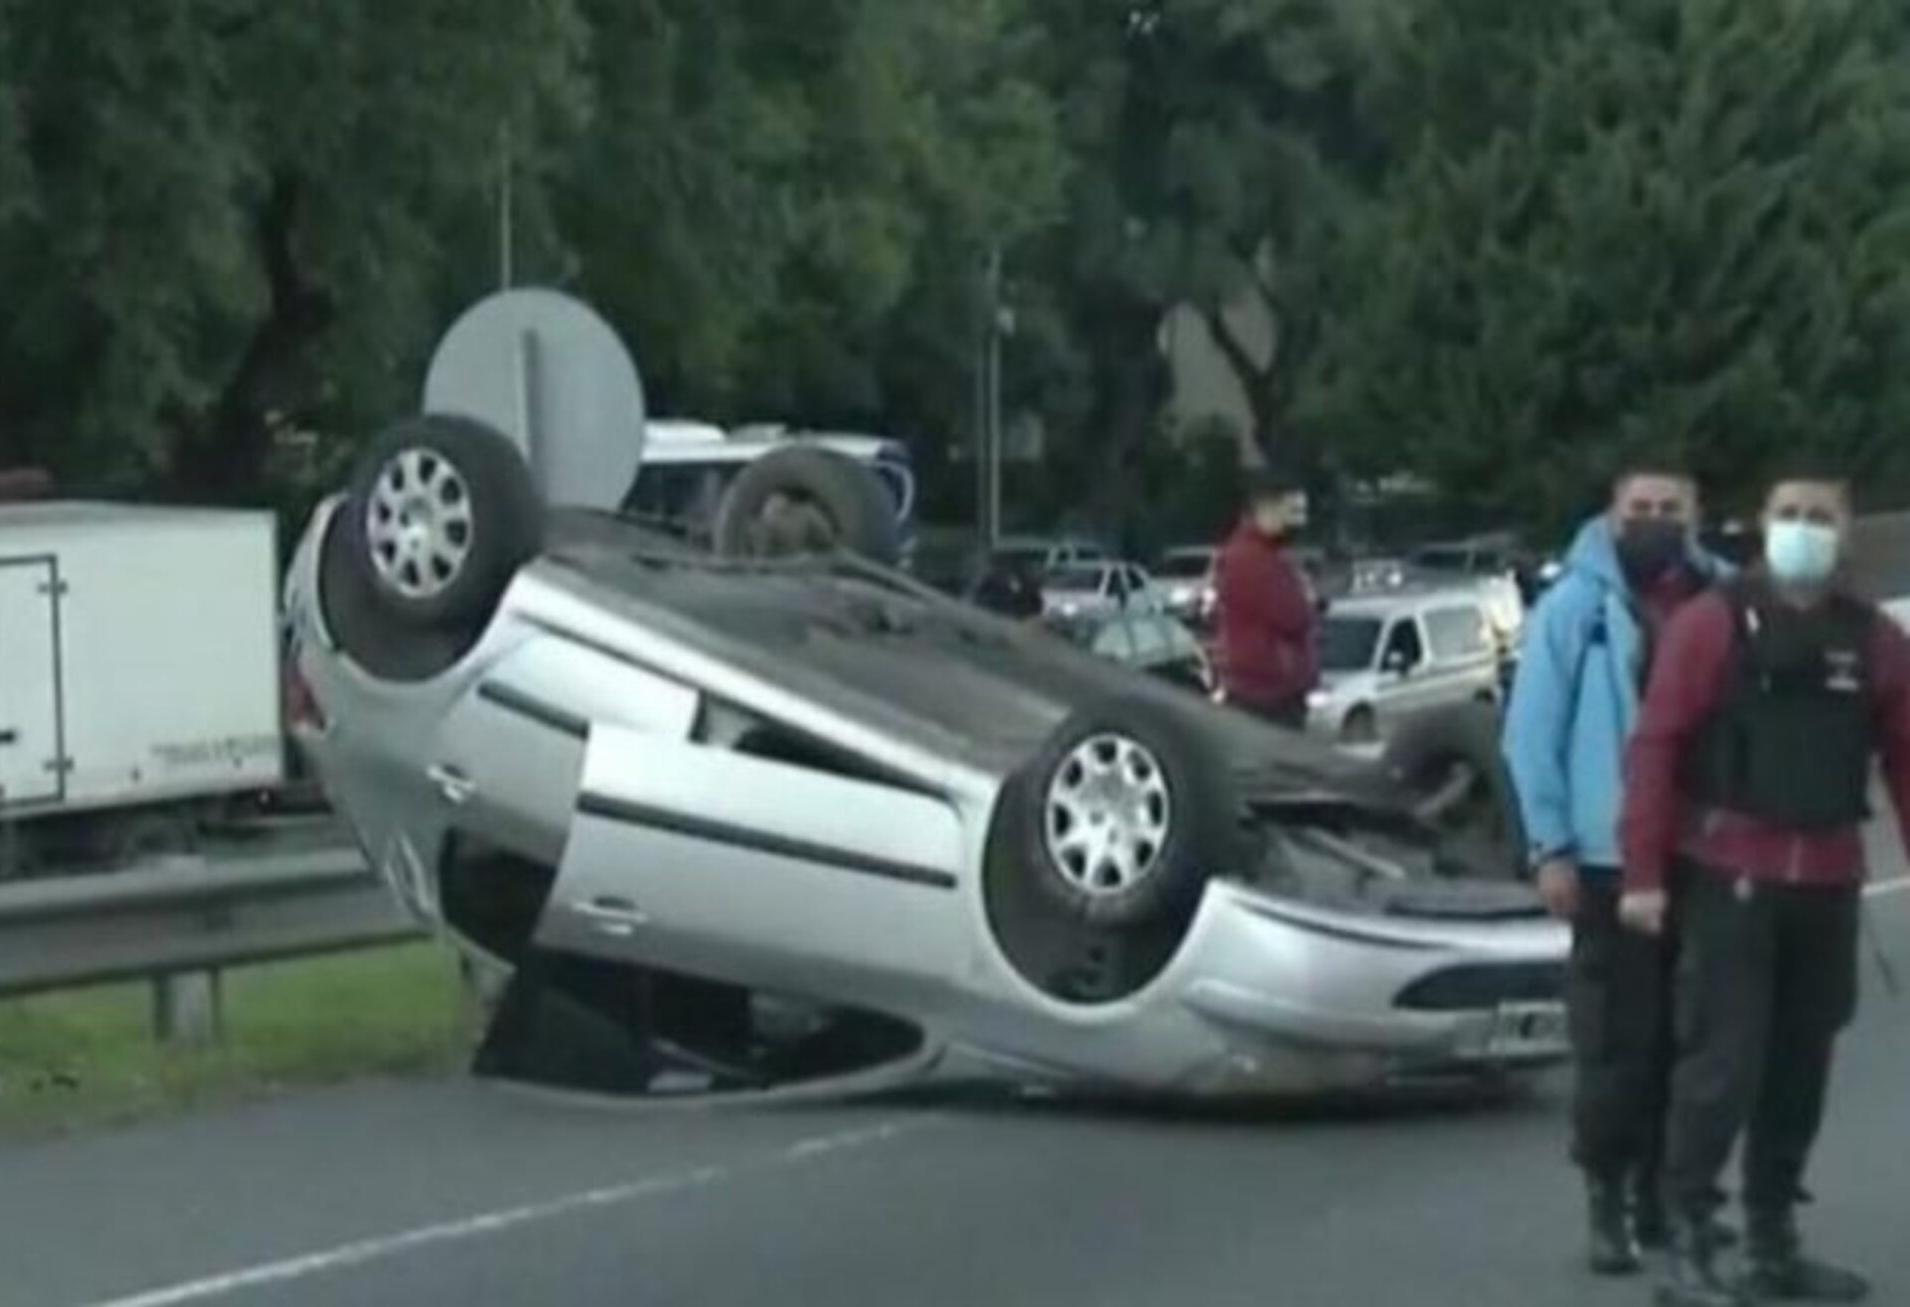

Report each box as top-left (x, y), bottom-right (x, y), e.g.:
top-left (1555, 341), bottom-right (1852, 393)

top-left (0, 847), bottom-right (421, 1024)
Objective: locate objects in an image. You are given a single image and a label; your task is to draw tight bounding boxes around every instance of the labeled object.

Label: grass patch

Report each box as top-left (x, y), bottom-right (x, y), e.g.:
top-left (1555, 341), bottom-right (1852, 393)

top-left (0, 943), bottom-right (478, 1140)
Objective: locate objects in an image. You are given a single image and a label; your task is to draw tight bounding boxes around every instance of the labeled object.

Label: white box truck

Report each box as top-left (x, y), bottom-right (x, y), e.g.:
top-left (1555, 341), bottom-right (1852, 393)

top-left (0, 502), bottom-right (284, 872)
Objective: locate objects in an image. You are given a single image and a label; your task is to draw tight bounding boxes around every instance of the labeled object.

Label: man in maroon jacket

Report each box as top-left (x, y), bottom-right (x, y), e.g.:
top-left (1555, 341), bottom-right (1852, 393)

top-left (1620, 468), bottom-right (1910, 1306)
top-left (1214, 469), bottom-right (1319, 728)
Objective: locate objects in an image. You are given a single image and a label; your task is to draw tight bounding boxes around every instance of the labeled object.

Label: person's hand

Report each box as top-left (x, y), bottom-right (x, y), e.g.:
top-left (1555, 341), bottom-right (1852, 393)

top-left (1535, 858), bottom-right (1580, 919)
top-left (1619, 890), bottom-right (1668, 936)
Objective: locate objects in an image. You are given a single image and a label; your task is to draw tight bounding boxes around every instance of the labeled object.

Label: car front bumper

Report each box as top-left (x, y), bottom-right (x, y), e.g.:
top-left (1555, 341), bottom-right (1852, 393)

top-left (1166, 880), bottom-right (1569, 1091)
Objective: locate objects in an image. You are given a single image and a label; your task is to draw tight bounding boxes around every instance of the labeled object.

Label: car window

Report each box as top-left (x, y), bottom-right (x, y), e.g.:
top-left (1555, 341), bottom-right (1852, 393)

top-left (1425, 605), bottom-right (1491, 661)
top-left (1382, 617), bottom-right (1424, 670)
top-left (1320, 616), bottom-right (1384, 671)
top-left (1046, 566), bottom-right (1103, 590)
top-left (1124, 566), bottom-right (1149, 594)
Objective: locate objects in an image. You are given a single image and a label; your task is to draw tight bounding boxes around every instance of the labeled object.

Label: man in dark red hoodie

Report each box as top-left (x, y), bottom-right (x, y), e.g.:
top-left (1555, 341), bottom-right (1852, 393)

top-left (1620, 467), bottom-right (1910, 1306)
top-left (1214, 469), bottom-right (1319, 728)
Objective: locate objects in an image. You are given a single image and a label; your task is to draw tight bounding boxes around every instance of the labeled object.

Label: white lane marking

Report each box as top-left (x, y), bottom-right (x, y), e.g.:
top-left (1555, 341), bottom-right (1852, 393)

top-left (82, 1119), bottom-right (926, 1307)
top-left (1866, 878), bottom-right (1910, 899)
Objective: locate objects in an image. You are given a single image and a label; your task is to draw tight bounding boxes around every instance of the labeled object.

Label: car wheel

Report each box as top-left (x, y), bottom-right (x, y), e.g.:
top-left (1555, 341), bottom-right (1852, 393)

top-left (710, 446), bottom-right (901, 565)
top-left (1380, 702), bottom-right (1526, 880)
top-left (1012, 695), bottom-right (1243, 928)
top-left (1340, 705), bottom-right (1379, 745)
top-left (344, 414), bottom-right (544, 630)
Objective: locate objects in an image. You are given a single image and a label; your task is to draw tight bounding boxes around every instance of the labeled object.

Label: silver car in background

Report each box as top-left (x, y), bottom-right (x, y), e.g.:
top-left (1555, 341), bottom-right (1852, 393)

top-left (1040, 561), bottom-right (1164, 622)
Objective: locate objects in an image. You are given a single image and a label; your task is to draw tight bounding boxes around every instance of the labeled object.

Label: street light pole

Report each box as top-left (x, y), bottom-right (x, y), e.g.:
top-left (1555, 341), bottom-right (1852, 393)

top-left (498, 122), bottom-right (514, 291)
top-left (974, 244), bottom-right (1005, 553)
top-left (986, 247), bottom-right (1004, 551)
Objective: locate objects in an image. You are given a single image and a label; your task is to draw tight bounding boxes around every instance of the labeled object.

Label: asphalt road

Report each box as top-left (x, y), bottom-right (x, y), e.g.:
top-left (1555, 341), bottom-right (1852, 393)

top-left (5, 883), bottom-right (1906, 1307)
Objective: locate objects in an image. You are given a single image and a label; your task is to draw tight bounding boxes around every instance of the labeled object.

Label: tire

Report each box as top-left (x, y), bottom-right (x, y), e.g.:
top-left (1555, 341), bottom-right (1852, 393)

top-left (343, 414), bottom-right (544, 630)
top-left (710, 446), bottom-right (901, 565)
top-left (1380, 702), bottom-right (1526, 880)
top-left (1007, 695), bottom-right (1244, 928)
top-left (1340, 705), bottom-right (1379, 745)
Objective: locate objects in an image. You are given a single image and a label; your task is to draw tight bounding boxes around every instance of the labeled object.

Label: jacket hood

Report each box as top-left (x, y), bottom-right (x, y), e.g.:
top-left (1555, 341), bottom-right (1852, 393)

top-left (1563, 515), bottom-right (1728, 594)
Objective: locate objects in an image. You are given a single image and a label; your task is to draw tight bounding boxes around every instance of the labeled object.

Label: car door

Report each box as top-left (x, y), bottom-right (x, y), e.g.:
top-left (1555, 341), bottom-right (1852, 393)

top-left (532, 723), bottom-right (972, 999)
top-left (1372, 614), bottom-right (1430, 730)
top-left (1125, 565), bottom-right (1162, 614)
top-left (1436, 602), bottom-right (1503, 703)
top-left (1418, 604), bottom-right (1483, 711)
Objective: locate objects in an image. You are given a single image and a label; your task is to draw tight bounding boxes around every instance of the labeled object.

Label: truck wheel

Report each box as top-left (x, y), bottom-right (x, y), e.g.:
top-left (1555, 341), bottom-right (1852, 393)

top-left (1381, 702), bottom-right (1526, 880)
top-left (1007, 695), bottom-right (1243, 928)
top-left (344, 414), bottom-right (544, 630)
top-left (711, 447), bottom-right (900, 566)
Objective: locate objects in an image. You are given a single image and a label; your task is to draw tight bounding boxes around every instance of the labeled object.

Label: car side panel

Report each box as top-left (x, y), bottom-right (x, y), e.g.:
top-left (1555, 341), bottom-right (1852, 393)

top-left (434, 637), bottom-right (703, 866)
top-left (535, 723), bottom-right (974, 1000)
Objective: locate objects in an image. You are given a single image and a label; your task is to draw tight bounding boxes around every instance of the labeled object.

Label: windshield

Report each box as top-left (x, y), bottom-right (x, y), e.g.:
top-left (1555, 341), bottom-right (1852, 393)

top-left (1155, 552), bottom-right (1211, 578)
top-left (1410, 546), bottom-right (1471, 571)
top-left (1320, 616), bottom-right (1384, 671)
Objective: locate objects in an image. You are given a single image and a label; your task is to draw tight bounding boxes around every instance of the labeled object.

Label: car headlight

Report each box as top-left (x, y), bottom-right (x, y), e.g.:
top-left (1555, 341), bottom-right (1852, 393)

top-left (1306, 689), bottom-right (1329, 709)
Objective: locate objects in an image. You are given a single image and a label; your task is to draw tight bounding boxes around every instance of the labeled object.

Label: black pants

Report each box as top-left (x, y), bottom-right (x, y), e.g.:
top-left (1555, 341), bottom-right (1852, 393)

top-left (1663, 864), bottom-right (1861, 1217)
top-left (1568, 875), bottom-right (1677, 1180)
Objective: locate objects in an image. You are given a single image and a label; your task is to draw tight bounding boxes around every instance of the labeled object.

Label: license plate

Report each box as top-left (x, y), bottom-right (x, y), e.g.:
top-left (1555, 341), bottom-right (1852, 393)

top-left (1486, 1001), bottom-right (1568, 1058)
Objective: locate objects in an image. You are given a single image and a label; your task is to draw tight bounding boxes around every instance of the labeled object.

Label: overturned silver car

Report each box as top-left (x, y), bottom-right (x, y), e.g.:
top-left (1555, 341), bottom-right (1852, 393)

top-left (283, 291), bottom-right (1565, 1100)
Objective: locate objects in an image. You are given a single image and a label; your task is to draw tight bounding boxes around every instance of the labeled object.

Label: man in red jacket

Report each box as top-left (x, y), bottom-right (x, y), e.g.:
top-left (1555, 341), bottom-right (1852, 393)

top-left (1214, 469), bottom-right (1319, 728)
top-left (1619, 467), bottom-right (1910, 1306)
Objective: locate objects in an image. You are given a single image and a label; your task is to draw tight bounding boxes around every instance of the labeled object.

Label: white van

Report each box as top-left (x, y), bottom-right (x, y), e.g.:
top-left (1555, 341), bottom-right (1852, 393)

top-left (1307, 587), bottom-right (1503, 744)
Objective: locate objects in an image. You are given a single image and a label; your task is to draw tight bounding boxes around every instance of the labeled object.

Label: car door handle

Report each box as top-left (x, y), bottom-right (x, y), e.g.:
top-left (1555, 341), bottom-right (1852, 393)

top-left (427, 763), bottom-right (477, 806)
top-left (573, 895), bottom-right (648, 937)
top-left (0, 729), bottom-right (16, 746)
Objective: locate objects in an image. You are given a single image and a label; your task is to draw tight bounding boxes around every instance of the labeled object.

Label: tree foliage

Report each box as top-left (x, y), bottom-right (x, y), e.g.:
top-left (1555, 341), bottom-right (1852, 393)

top-left (0, 0), bottom-right (587, 499)
top-left (1303, 0), bottom-right (1910, 527)
top-left (4, 0), bottom-right (1910, 538)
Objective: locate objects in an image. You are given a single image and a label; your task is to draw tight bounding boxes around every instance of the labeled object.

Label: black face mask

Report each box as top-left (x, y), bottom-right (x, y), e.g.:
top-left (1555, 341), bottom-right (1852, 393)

top-left (1615, 517), bottom-right (1687, 585)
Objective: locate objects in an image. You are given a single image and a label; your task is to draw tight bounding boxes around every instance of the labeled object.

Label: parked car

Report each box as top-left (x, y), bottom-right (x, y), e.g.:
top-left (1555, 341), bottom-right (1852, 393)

top-left (1040, 561), bottom-right (1163, 621)
top-left (1405, 538), bottom-right (1527, 666)
top-left (283, 290), bottom-right (1566, 1102)
top-left (1052, 609), bottom-right (1214, 696)
top-left (1307, 588), bottom-right (1503, 745)
top-left (1151, 546), bottom-right (1218, 625)
top-left (992, 534), bottom-right (1112, 576)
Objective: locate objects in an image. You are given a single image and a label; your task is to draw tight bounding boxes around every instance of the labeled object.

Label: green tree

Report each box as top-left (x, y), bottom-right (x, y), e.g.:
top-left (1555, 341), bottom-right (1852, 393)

top-left (1009, 0), bottom-right (1376, 538)
top-left (1303, 0), bottom-right (1910, 530)
top-left (0, 0), bottom-right (588, 499)
top-left (560, 0), bottom-right (1066, 438)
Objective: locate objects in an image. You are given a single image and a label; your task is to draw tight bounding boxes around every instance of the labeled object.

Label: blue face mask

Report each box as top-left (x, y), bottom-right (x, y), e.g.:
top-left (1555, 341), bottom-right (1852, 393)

top-left (1764, 520), bottom-right (1841, 585)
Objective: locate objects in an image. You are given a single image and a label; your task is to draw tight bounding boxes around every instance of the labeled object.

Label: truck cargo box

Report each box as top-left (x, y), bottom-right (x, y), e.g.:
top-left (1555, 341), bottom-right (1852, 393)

top-left (0, 503), bottom-right (283, 820)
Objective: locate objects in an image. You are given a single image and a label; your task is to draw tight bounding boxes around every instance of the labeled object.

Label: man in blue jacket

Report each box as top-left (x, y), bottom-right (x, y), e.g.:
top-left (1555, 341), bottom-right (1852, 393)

top-left (1503, 462), bottom-right (1729, 1278)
